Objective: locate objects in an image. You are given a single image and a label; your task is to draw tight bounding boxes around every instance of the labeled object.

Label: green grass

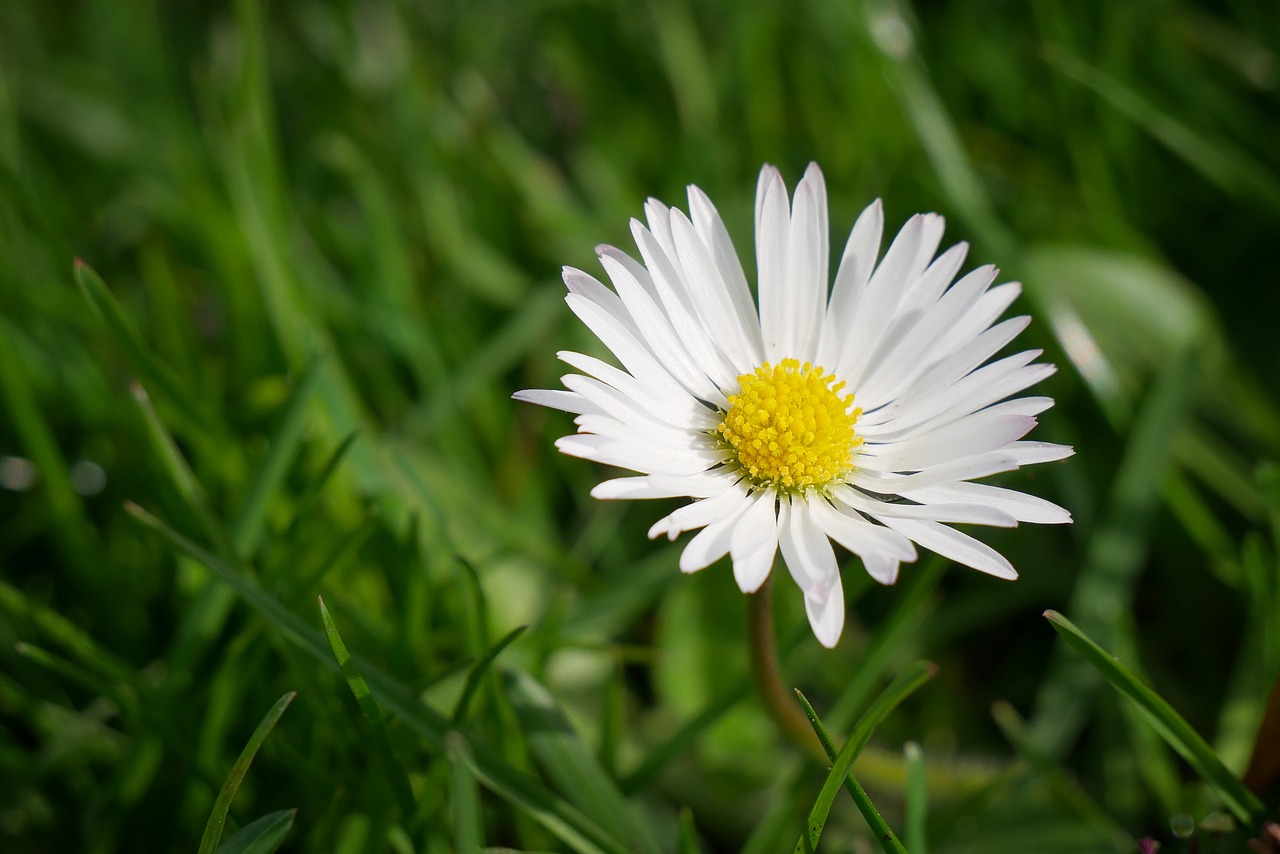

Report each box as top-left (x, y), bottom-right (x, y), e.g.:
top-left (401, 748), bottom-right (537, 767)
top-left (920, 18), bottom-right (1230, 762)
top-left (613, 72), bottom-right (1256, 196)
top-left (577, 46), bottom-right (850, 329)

top-left (2, 0), bottom-right (1280, 851)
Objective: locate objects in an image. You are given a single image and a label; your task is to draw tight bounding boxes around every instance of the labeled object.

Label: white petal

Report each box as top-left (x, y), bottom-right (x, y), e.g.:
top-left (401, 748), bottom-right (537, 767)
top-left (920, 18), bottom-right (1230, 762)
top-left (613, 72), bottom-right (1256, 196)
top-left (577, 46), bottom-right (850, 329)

top-left (680, 498), bottom-right (753, 573)
top-left (630, 221), bottom-right (737, 394)
top-left (512, 388), bottom-right (601, 416)
top-left (563, 374), bottom-right (700, 435)
top-left (929, 282), bottom-right (1023, 358)
top-left (564, 294), bottom-right (688, 401)
top-left (756, 168), bottom-right (792, 361)
top-left (592, 474), bottom-right (734, 500)
top-left (557, 351), bottom-right (714, 431)
top-left (555, 434), bottom-right (717, 476)
top-left (777, 495), bottom-right (838, 592)
top-left (831, 484), bottom-right (1017, 527)
top-left (902, 482), bottom-right (1072, 525)
top-left (861, 413), bottom-right (1038, 472)
top-left (819, 199), bottom-right (884, 367)
top-left (648, 483), bottom-right (751, 540)
top-left (808, 499), bottom-right (915, 584)
top-left (879, 517), bottom-right (1018, 579)
top-left (730, 490), bottom-right (779, 593)
top-left (785, 163), bottom-right (829, 362)
top-left (1007, 441), bottom-right (1075, 465)
top-left (670, 209), bottom-right (760, 372)
top-left (595, 251), bottom-right (722, 402)
top-left (849, 451), bottom-right (1020, 493)
top-left (805, 572), bottom-right (845, 648)
top-left (687, 185), bottom-right (764, 359)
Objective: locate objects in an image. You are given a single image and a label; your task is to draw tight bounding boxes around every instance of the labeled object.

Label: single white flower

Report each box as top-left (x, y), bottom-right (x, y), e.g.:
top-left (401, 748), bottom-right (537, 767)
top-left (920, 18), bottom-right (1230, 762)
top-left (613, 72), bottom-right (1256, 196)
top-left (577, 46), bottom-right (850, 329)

top-left (516, 163), bottom-right (1072, 648)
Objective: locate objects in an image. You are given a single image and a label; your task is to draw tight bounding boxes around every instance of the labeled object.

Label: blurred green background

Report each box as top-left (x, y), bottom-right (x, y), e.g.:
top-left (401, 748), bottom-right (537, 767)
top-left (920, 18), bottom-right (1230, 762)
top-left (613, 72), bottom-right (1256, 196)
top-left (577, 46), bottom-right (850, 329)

top-left (2, 0), bottom-right (1280, 851)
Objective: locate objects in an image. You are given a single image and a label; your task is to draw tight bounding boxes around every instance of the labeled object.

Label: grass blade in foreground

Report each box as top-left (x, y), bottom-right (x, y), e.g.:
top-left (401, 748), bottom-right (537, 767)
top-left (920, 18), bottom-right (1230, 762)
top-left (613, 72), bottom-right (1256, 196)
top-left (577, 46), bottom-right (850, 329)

top-left (128, 503), bottom-right (630, 854)
top-left (792, 660), bottom-right (938, 853)
top-left (215, 809), bottom-right (297, 854)
top-left (198, 691), bottom-right (296, 854)
top-left (450, 624), bottom-right (527, 724)
top-left (318, 596), bottom-right (416, 820)
top-left (903, 741), bottom-right (927, 854)
top-left (1044, 610), bottom-right (1265, 825)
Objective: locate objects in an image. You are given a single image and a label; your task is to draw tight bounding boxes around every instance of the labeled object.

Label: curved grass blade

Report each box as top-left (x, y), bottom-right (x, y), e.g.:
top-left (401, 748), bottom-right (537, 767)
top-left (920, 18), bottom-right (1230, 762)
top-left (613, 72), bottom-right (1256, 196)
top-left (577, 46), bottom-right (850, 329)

top-left (992, 700), bottom-right (1133, 852)
top-left (503, 668), bottom-right (662, 854)
top-left (74, 259), bottom-right (222, 437)
top-left (198, 691), bottom-right (296, 854)
top-left (446, 732), bottom-right (484, 852)
top-left (127, 503), bottom-right (630, 854)
top-left (317, 596), bottom-right (416, 820)
top-left (231, 355), bottom-right (324, 555)
top-left (451, 624), bottom-right (528, 724)
top-left (1044, 610), bottom-right (1266, 824)
top-left (794, 688), bottom-right (916, 854)
top-left (216, 809), bottom-right (296, 854)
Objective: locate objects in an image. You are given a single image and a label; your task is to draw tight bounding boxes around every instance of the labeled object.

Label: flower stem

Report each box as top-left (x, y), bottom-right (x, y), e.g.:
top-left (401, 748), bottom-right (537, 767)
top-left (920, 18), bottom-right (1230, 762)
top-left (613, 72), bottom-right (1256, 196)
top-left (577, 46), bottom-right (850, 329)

top-left (747, 576), bottom-right (825, 761)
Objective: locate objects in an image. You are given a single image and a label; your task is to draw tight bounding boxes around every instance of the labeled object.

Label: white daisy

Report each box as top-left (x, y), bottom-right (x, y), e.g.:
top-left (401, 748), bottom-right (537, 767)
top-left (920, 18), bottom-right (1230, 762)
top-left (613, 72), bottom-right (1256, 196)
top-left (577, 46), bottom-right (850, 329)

top-left (516, 163), bottom-right (1072, 648)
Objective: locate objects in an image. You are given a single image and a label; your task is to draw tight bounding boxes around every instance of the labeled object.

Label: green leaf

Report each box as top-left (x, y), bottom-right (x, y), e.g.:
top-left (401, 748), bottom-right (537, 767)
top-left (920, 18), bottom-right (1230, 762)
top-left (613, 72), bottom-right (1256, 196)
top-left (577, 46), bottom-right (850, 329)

top-left (503, 668), bottom-right (662, 854)
top-left (451, 624), bottom-right (528, 724)
top-left (317, 596), bottom-right (416, 820)
top-left (199, 691), bottom-right (297, 854)
top-left (1043, 610), bottom-right (1266, 825)
top-left (794, 687), bottom-right (915, 854)
top-left (216, 809), bottom-right (296, 854)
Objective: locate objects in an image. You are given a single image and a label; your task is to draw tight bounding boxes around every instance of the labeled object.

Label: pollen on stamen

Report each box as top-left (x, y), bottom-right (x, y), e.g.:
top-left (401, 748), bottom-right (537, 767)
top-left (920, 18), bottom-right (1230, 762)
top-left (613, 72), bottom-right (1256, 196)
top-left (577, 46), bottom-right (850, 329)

top-left (715, 358), bottom-right (862, 492)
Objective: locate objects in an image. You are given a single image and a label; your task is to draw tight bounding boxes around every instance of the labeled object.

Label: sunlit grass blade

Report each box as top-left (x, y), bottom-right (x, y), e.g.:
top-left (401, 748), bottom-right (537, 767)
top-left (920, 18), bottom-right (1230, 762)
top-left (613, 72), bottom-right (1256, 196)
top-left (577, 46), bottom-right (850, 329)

top-left (503, 668), bottom-right (663, 854)
top-left (230, 355), bottom-right (324, 555)
top-left (793, 689), bottom-right (911, 854)
top-left (198, 691), bottom-right (296, 854)
top-left (446, 732), bottom-right (484, 853)
top-left (992, 700), bottom-right (1133, 852)
top-left (126, 502), bottom-right (631, 854)
top-left (903, 741), bottom-right (927, 854)
top-left (1043, 610), bottom-right (1266, 825)
top-left (131, 382), bottom-right (237, 560)
top-left (73, 258), bottom-right (222, 437)
top-left (216, 808), bottom-right (296, 854)
top-left (451, 624), bottom-right (528, 725)
top-left (317, 595), bottom-right (416, 821)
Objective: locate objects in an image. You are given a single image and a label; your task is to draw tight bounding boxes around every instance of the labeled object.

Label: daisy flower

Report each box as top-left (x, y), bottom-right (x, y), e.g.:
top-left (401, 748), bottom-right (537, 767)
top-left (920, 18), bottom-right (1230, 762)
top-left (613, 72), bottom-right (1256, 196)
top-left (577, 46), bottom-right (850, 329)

top-left (516, 163), bottom-right (1072, 648)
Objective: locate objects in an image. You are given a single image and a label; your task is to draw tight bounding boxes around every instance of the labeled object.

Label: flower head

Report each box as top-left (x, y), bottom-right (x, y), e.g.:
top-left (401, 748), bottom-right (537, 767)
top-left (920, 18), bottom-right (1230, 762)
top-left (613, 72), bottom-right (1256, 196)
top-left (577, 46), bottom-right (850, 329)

top-left (516, 163), bottom-right (1072, 647)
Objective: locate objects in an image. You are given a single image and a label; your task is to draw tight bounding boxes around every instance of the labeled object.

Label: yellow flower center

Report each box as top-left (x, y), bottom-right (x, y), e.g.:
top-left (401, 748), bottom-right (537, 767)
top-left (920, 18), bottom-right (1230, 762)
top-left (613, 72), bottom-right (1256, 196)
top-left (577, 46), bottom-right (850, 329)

top-left (716, 358), bottom-right (862, 493)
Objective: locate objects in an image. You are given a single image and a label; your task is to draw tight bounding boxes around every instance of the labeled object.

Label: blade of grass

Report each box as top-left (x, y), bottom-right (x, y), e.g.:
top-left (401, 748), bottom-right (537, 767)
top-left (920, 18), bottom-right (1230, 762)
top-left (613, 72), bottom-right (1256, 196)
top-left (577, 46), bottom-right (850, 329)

top-left (216, 808), bottom-right (297, 854)
top-left (794, 689), bottom-right (912, 854)
top-left (502, 668), bottom-right (662, 854)
top-left (992, 700), bottom-right (1133, 852)
top-left (903, 742), bottom-right (927, 854)
top-left (1043, 609), bottom-right (1265, 825)
top-left (446, 732), bottom-right (484, 853)
top-left (131, 381), bottom-right (237, 560)
top-left (450, 625), bottom-right (528, 725)
top-left (198, 691), bottom-right (296, 854)
top-left (317, 596), bottom-right (416, 821)
top-left (73, 258), bottom-right (223, 437)
top-left (126, 502), bottom-right (631, 854)
top-left (230, 355), bottom-right (324, 555)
